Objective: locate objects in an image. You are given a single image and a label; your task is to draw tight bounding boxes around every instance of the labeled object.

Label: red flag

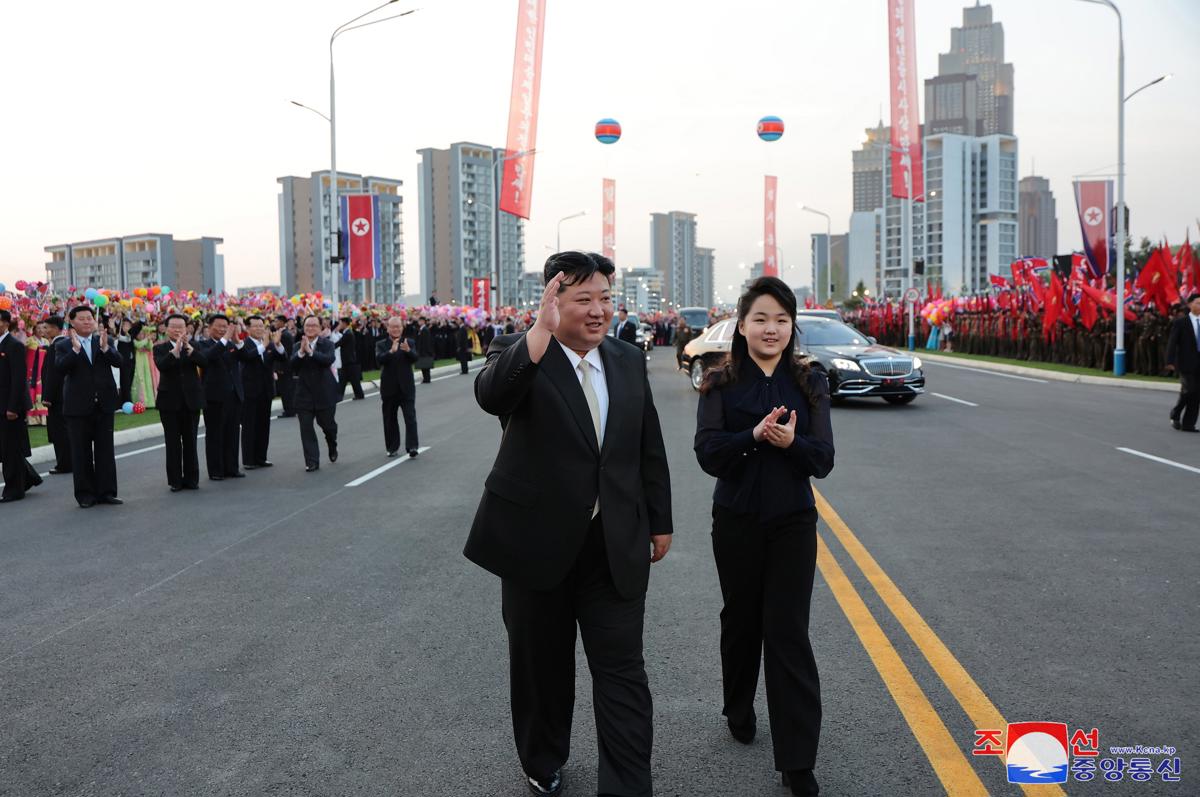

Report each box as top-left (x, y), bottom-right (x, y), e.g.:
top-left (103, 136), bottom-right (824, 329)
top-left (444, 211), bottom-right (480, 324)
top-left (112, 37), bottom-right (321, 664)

top-left (763, 176), bottom-right (779, 277)
top-left (1078, 283), bottom-right (1099, 331)
top-left (1042, 273), bottom-right (1064, 336)
top-left (1179, 234), bottom-right (1196, 296)
top-left (1081, 281), bottom-right (1138, 322)
top-left (340, 194), bottom-right (380, 281)
top-left (1073, 180), bottom-right (1114, 278)
top-left (1136, 247), bottom-right (1180, 314)
top-left (498, 0), bottom-right (547, 219)
top-left (887, 0), bottom-right (924, 202)
top-left (990, 274), bottom-right (1012, 290)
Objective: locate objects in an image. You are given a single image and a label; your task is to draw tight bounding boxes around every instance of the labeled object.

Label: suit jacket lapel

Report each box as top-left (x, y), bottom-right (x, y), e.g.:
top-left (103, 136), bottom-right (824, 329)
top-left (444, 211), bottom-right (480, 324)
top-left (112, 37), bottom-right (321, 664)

top-left (542, 338), bottom-right (600, 456)
top-left (598, 338), bottom-right (626, 461)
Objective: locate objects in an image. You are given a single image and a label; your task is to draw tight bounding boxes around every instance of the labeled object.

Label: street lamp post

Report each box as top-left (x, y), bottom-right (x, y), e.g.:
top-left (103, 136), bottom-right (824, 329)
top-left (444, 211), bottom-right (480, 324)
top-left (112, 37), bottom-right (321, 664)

top-left (556, 211), bottom-right (587, 252)
top-left (326, 1), bottom-right (417, 307)
top-left (800, 205), bottom-right (832, 305)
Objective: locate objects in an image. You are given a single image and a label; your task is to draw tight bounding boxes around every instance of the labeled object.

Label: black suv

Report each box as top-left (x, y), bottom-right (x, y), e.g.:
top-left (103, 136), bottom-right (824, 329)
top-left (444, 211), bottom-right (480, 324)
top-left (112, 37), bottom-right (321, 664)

top-left (680, 316), bottom-right (925, 404)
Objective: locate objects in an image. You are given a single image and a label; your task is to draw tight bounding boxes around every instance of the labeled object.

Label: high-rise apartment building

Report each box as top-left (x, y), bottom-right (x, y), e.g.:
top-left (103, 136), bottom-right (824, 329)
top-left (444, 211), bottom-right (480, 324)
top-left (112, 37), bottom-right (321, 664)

top-left (1018, 175), bottom-right (1057, 258)
top-left (852, 123), bottom-right (890, 213)
top-left (617, 266), bottom-right (665, 315)
top-left (45, 234), bottom-right (224, 294)
top-left (926, 3), bottom-right (1014, 136)
top-left (651, 211), bottom-right (714, 308)
top-left (416, 142), bottom-right (525, 308)
top-left (812, 233), bottom-right (850, 305)
top-left (276, 171), bottom-right (405, 304)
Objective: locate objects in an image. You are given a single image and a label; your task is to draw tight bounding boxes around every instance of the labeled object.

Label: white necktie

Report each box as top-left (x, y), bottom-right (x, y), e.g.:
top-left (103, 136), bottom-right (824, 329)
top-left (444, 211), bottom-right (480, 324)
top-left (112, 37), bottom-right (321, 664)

top-left (579, 362), bottom-right (602, 518)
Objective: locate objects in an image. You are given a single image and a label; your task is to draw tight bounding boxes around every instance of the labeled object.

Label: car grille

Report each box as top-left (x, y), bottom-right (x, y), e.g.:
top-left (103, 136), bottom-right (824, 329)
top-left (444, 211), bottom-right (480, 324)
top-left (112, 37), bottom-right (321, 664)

top-left (860, 357), bottom-right (913, 377)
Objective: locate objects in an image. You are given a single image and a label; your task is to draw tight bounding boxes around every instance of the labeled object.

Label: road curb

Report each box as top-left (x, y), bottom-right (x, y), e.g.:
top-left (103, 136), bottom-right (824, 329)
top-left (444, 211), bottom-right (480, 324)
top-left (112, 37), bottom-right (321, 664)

top-left (919, 352), bottom-right (1179, 393)
top-left (28, 358), bottom-right (484, 466)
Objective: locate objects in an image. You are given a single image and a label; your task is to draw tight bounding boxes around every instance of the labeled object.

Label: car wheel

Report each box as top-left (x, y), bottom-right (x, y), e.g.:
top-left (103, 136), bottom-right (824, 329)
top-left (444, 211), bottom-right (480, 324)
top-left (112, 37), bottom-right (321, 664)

top-left (690, 358), bottom-right (707, 391)
top-left (884, 395), bottom-right (916, 405)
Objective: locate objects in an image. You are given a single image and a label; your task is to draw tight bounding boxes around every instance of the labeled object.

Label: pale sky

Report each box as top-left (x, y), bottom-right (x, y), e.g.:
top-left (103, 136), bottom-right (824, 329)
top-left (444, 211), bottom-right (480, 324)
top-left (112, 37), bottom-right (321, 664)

top-left (2, 0), bottom-right (1197, 303)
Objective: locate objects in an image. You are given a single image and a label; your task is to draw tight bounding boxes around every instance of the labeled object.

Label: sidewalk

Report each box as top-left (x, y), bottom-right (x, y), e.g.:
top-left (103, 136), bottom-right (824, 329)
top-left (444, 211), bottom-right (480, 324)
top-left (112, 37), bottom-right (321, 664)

top-left (919, 351), bottom-right (1178, 393)
top-left (28, 358), bottom-right (485, 466)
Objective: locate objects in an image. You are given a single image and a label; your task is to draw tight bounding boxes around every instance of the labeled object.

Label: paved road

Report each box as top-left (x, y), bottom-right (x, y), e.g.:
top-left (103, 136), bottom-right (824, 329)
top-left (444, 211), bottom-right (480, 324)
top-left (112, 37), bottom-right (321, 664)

top-left (1, 351), bottom-right (1194, 796)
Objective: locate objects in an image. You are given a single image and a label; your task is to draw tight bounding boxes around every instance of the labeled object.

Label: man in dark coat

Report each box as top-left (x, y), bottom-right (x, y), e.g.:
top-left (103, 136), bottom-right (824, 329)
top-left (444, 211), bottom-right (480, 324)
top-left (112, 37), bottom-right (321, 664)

top-left (1166, 292), bottom-right (1200, 432)
top-left (335, 317), bottom-right (365, 400)
top-left (272, 315), bottom-right (296, 418)
top-left (415, 316), bottom-right (435, 384)
top-left (454, 320), bottom-right (471, 374)
top-left (39, 315), bottom-right (71, 474)
top-left (240, 315), bottom-right (278, 469)
top-left (289, 315), bottom-right (339, 471)
top-left (54, 305), bottom-right (122, 507)
top-left (0, 311), bottom-right (42, 502)
top-left (198, 314), bottom-right (256, 480)
top-left (154, 313), bottom-right (208, 491)
top-left (377, 316), bottom-right (420, 458)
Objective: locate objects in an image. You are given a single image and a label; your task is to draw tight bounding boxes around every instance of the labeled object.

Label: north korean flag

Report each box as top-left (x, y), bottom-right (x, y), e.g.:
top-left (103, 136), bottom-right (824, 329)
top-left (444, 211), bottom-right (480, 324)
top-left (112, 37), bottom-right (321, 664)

top-left (340, 194), bottom-right (382, 281)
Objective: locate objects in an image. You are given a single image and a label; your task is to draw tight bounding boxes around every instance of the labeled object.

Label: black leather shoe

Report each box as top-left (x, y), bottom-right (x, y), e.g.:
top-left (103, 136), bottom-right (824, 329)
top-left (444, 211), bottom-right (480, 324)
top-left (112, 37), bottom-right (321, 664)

top-left (170, 485), bottom-right (183, 492)
top-left (256, 461), bottom-right (273, 468)
top-left (78, 500), bottom-right (95, 508)
top-left (728, 718), bottom-right (756, 744)
top-left (209, 475), bottom-right (225, 481)
top-left (305, 464), bottom-right (319, 472)
top-left (782, 769), bottom-right (819, 796)
top-left (229, 471), bottom-right (246, 478)
top-left (98, 497), bottom-right (124, 506)
top-left (407, 449), bottom-right (419, 458)
top-left (526, 770), bottom-right (562, 795)
top-left (49, 467), bottom-right (71, 475)
top-left (183, 483), bottom-right (200, 490)
top-left (1173, 420), bottom-right (1183, 430)
top-left (0, 495), bottom-right (24, 503)
top-left (244, 464), bottom-right (259, 470)
top-left (387, 450), bottom-right (399, 458)
top-left (329, 444), bottom-right (338, 463)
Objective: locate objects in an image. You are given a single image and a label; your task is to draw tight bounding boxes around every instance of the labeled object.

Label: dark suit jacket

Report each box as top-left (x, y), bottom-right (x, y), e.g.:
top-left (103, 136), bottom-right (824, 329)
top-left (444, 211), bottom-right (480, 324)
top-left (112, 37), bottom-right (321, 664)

top-left (1166, 315), bottom-right (1200, 373)
top-left (153, 340), bottom-right (208, 412)
top-left (40, 337), bottom-right (67, 406)
top-left (54, 334), bottom-right (122, 416)
top-left (616, 319), bottom-right (638, 345)
top-left (240, 339), bottom-right (278, 399)
top-left (336, 329), bottom-right (360, 365)
top-left (273, 330), bottom-right (295, 374)
top-left (290, 337), bottom-right (338, 410)
top-left (376, 337), bottom-right (418, 398)
top-left (465, 334), bottom-right (673, 600)
top-left (199, 337), bottom-right (255, 403)
top-left (0, 333), bottom-right (30, 417)
top-left (416, 326), bottom-right (435, 358)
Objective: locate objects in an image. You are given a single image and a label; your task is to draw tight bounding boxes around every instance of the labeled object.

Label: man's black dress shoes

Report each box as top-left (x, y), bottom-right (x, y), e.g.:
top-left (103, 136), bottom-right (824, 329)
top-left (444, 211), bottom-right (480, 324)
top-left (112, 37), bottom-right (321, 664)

top-left (169, 485), bottom-right (183, 493)
top-left (98, 496), bottom-right (123, 505)
top-left (305, 464), bottom-right (319, 472)
top-left (782, 769), bottom-right (819, 796)
top-left (0, 495), bottom-right (24, 503)
top-left (256, 461), bottom-right (273, 468)
top-left (407, 449), bottom-right (419, 458)
top-left (728, 717), bottom-right (756, 744)
top-left (526, 770), bottom-right (562, 795)
top-left (329, 444), bottom-right (338, 463)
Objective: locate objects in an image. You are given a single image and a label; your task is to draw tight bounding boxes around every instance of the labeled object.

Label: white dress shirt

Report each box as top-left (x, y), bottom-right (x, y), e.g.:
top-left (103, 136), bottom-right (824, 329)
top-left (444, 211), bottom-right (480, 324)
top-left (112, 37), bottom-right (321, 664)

top-left (556, 338), bottom-right (609, 443)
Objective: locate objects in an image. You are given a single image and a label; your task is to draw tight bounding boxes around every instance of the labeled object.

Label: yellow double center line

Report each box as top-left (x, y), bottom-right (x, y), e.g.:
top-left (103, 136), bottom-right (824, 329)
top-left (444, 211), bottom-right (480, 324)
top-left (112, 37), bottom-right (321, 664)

top-left (813, 488), bottom-right (1065, 797)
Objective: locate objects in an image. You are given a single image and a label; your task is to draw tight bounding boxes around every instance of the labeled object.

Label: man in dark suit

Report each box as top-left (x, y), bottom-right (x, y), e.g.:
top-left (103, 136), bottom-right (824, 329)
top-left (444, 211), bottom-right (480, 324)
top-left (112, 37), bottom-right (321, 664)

top-left (198, 314), bottom-right (254, 480)
top-left (376, 316), bottom-right (419, 458)
top-left (240, 315), bottom-right (277, 469)
top-left (415, 316), bottom-right (435, 384)
top-left (1166, 292), bottom-right (1200, 432)
top-left (54, 305), bottom-right (123, 507)
top-left (154, 313), bottom-right (208, 491)
top-left (290, 315), bottom-right (339, 471)
top-left (0, 310), bottom-right (42, 502)
top-left (454, 320), bottom-right (471, 374)
top-left (465, 251), bottom-right (673, 797)
top-left (273, 315), bottom-right (297, 418)
top-left (615, 308), bottom-right (638, 345)
top-left (39, 315), bottom-right (71, 474)
top-left (335, 318), bottom-right (365, 400)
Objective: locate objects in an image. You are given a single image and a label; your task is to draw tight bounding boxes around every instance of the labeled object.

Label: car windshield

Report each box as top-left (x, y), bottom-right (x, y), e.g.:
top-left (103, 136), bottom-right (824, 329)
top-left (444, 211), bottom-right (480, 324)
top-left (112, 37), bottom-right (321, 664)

top-left (679, 308), bottom-right (710, 329)
top-left (796, 319), bottom-right (867, 346)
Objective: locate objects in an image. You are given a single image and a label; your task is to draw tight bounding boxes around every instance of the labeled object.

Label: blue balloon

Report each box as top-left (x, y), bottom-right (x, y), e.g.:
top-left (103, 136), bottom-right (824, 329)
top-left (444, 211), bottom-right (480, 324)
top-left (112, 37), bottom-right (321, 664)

top-left (85, 287), bottom-right (99, 299)
top-left (160, 285), bottom-right (171, 295)
top-left (121, 402), bottom-right (134, 415)
top-left (0, 283), bottom-right (6, 293)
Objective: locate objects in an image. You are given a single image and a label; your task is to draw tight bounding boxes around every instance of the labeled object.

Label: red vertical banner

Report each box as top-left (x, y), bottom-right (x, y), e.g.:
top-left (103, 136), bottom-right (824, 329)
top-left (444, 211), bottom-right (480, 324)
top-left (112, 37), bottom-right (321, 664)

top-left (1073, 180), bottom-right (1114, 279)
top-left (471, 277), bottom-right (492, 313)
top-left (763, 175), bottom-right (778, 277)
top-left (602, 178), bottom-right (616, 262)
top-left (499, 0), bottom-right (547, 219)
top-left (888, 0), bottom-right (924, 201)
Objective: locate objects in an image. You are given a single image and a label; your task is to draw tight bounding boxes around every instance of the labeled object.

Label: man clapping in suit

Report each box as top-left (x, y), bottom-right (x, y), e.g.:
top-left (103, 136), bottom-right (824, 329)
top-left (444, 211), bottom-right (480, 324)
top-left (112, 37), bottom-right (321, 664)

top-left (54, 305), bottom-right (123, 507)
top-left (466, 251), bottom-right (673, 797)
top-left (0, 310), bottom-right (42, 502)
top-left (376, 315), bottom-right (419, 458)
top-left (240, 315), bottom-right (278, 469)
top-left (154, 313), bottom-right (208, 491)
top-left (290, 315), bottom-right (339, 472)
top-left (1166, 292), bottom-right (1200, 431)
top-left (198, 314), bottom-right (255, 480)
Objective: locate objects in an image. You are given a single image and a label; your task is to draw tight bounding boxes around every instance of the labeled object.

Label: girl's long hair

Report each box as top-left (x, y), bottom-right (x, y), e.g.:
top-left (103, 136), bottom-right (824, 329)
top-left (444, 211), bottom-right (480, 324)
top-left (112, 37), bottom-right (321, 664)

top-left (700, 276), bottom-right (819, 408)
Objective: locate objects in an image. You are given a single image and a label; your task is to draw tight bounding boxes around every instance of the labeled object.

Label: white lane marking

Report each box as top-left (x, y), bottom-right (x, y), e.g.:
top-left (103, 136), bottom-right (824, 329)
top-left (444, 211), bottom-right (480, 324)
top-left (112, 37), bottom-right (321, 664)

top-left (1116, 447), bottom-right (1200, 476)
top-left (925, 361), bottom-right (1048, 383)
top-left (0, 487), bottom-right (348, 666)
top-left (932, 392), bottom-right (979, 407)
top-left (345, 446), bottom-right (431, 487)
top-left (431, 372), bottom-right (466, 383)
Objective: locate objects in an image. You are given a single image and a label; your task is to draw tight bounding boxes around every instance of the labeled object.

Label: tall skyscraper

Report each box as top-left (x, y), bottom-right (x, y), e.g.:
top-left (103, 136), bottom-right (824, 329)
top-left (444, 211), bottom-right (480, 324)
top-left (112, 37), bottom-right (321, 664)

top-left (1019, 175), bottom-right (1057, 258)
top-left (276, 171), bottom-right (405, 304)
top-left (811, 233), bottom-right (849, 304)
top-left (926, 3), bottom-right (1014, 136)
top-left (45, 234), bottom-right (224, 294)
top-left (852, 122), bottom-right (890, 212)
top-left (416, 142), bottom-right (525, 308)
top-left (651, 211), bottom-right (709, 308)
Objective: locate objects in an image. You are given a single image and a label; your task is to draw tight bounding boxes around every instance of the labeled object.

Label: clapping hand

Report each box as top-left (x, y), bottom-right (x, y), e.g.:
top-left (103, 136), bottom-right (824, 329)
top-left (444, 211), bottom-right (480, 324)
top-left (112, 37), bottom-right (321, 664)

top-left (173, 335), bottom-right (184, 357)
top-left (69, 328), bottom-right (81, 352)
top-left (399, 338), bottom-right (410, 353)
top-left (762, 409), bottom-right (798, 449)
top-left (752, 406), bottom-right (788, 442)
top-left (98, 325), bottom-right (108, 351)
top-left (271, 329), bottom-right (282, 347)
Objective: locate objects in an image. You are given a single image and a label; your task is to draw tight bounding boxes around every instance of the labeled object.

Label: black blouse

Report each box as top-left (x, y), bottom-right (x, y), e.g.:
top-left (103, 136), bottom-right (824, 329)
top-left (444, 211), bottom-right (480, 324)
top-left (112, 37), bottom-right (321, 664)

top-left (694, 358), bottom-right (835, 521)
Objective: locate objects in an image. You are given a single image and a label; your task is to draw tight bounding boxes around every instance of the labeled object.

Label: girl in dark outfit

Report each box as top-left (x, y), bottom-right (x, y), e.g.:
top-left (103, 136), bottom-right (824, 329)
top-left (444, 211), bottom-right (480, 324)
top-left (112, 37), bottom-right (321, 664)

top-left (693, 276), bottom-right (835, 796)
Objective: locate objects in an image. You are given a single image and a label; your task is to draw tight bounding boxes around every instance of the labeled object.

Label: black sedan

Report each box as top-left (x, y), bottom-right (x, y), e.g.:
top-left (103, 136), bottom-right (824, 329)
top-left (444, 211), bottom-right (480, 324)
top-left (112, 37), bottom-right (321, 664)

top-left (680, 316), bottom-right (925, 404)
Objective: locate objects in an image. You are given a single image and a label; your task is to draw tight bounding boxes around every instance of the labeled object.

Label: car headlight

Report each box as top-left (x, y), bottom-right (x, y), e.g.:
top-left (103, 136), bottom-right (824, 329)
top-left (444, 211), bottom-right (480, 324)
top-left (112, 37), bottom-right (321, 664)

top-left (912, 356), bottom-right (922, 370)
top-left (830, 358), bottom-right (860, 372)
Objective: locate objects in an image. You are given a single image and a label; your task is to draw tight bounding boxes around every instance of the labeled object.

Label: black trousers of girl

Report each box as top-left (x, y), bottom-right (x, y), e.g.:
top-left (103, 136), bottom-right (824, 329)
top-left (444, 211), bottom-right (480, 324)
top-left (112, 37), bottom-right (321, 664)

top-left (695, 358), bottom-right (835, 774)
